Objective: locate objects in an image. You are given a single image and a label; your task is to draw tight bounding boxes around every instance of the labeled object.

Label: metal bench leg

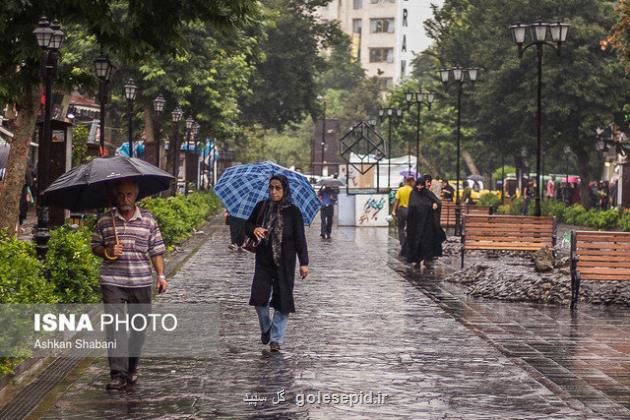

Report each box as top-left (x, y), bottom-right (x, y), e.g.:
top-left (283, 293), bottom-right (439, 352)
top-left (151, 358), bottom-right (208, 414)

top-left (570, 231), bottom-right (578, 310)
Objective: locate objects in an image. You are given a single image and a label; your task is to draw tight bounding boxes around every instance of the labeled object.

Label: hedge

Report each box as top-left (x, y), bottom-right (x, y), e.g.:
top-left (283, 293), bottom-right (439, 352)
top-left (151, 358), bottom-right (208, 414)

top-left (0, 191), bottom-right (221, 376)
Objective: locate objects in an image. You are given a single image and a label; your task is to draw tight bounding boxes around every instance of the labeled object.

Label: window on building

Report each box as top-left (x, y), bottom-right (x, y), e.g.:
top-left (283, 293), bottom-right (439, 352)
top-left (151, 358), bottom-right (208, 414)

top-left (352, 19), bottom-right (362, 33)
top-left (378, 77), bottom-right (393, 90)
top-left (370, 18), bottom-right (395, 33)
top-left (369, 48), bottom-right (394, 63)
top-left (353, 0), bottom-right (363, 9)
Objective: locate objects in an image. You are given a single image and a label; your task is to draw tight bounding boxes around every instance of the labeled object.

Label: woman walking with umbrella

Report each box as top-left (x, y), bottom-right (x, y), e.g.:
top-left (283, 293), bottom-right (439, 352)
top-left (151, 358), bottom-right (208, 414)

top-left (245, 174), bottom-right (309, 352)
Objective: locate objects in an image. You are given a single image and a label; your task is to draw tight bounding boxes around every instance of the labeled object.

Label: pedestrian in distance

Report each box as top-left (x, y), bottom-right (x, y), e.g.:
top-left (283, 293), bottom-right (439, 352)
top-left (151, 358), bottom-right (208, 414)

top-left (405, 176), bottom-right (446, 270)
top-left (317, 186), bottom-right (336, 239)
top-left (391, 176), bottom-right (415, 257)
top-left (245, 175), bottom-right (309, 352)
top-left (225, 210), bottom-right (246, 251)
top-left (442, 179), bottom-right (454, 202)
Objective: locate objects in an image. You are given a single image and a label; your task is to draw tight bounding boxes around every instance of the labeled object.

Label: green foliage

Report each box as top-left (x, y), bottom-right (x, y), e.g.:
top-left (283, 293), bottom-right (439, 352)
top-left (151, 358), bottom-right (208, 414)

top-left (72, 124), bottom-right (89, 167)
top-left (141, 192), bottom-right (221, 247)
top-left (477, 192), bottom-right (499, 210)
top-left (492, 166), bottom-right (516, 183)
top-left (563, 204), bottom-right (587, 225)
top-left (0, 230), bottom-right (57, 304)
top-left (44, 226), bottom-right (101, 304)
top-left (619, 212), bottom-right (630, 232)
top-left (540, 199), bottom-right (566, 221)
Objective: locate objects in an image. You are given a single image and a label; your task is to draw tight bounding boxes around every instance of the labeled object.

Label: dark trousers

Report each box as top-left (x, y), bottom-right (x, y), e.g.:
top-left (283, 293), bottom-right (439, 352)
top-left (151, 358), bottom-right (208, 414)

top-left (101, 284), bottom-right (152, 379)
top-left (229, 217), bottom-right (246, 246)
top-left (396, 207), bottom-right (408, 255)
top-left (320, 205), bottom-right (334, 236)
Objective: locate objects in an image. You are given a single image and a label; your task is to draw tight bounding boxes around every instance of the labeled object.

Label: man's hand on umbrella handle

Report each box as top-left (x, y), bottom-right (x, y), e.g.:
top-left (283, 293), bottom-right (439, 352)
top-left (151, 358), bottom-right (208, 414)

top-left (111, 243), bottom-right (123, 257)
top-left (300, 266), bottom-right (309, 279)
top-left (253, 227), bottom-right (268, 241)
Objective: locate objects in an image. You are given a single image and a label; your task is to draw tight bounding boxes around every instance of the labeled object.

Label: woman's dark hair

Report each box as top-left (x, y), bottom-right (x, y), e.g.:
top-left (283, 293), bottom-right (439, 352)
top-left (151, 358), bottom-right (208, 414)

top-left (415, 178), bottom-right (426, 188)
top-left (269, 174), bottom-right (292, 203)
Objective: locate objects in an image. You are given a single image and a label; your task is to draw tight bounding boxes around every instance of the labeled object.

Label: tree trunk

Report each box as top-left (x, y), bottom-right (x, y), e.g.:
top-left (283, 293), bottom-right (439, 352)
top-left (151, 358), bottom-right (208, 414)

top-left (462, 149), bottom-right (480, 175)
top-left (0, 88), bottom-right (39, 235)
top-left (418, 153), bottom-right (438, 177)
top-left (574, 144), bottom-right (593, 209)
top-left (142, 106), bottom-right (156, 165)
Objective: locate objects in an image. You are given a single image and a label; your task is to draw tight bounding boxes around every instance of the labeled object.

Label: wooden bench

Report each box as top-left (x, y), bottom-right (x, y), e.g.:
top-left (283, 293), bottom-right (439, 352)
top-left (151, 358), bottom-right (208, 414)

top-left (441, 202), bottom-right (492, 229)
top-left (570, 231), bottom-right (630, 309)
top-left (461, 215), bottom-right (556, 268)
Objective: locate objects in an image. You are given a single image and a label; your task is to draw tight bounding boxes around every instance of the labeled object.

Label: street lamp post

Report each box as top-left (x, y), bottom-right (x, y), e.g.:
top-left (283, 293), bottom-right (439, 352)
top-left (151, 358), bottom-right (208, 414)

top-left (93, 54), bottom-right (115, 157)
top-left (184, 116), bottom-right (194, 195)
top-left (405, 91), bottom-right (435, 175)
top-left (170, 106), bottom-right (183, 195)
top-left (123, 78), bottom-right (138, 156)
top-left (33, 16), bottom-right (64, 258)
top-left (317, 95), bottom-right (326, 177)
top-left (192, 122), bottom-right (201, 190)
top-left (509, 21), bottom-right (569, 216)
top-left (439, 66), bottom-right (479, 235)
top-left (379, 107), bottom-right (403, 188)
top-left (152, 94), bottom-right (166, 167)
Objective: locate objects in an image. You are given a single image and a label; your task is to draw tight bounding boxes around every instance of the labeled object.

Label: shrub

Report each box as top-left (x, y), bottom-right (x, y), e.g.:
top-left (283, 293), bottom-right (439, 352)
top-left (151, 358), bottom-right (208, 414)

top-left (619, 212), bottom-right (630, 232)
top-left (477, 192), bottom-right (500, 210)
top-left (0, 230), bottom-right (57, 304)
top-left (541, 199), bottom-right (567, 222)
top-left (44, 226), bottom-right (101, 303)
top-left (563, 204), bottom-right (586, 225)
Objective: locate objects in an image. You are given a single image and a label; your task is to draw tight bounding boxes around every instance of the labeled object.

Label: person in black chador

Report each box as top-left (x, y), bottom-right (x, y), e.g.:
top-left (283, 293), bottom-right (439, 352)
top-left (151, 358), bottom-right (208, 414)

top-left (405, 176), bottom-right (446, 269)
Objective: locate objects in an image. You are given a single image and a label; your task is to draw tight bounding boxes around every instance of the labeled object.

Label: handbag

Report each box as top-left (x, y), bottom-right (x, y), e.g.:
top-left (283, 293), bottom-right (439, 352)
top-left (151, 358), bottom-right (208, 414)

top-left (242, 202), bottom-right (267, 253)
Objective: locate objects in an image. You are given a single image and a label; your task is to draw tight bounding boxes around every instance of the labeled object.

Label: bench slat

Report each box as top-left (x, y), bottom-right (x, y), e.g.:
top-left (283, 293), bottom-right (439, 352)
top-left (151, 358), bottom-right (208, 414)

top-left (576, 255), bottom-right (630, 262)
top-left (577, 261), bottom-right (630, 268)
top-left (578, 274), bottom-right (630, 281)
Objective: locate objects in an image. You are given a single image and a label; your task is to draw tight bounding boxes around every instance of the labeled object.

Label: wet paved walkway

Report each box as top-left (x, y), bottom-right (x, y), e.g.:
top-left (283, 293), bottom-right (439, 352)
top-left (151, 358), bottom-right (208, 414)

top-left (29, 221), bottom-right (630, 418)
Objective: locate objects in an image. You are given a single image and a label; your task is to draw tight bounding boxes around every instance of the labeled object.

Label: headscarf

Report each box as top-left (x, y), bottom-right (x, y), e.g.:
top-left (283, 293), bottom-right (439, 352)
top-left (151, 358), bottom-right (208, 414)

top-left (264, 174), bottom-right (292, 266)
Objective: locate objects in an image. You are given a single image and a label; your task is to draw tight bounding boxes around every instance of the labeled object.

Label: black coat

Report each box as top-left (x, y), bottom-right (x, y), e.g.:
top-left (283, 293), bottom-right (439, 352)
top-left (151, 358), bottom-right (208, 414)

top-left (245, 200), bottom-right (309, 314)
top-left (405, 188), bottom-right (446, 263)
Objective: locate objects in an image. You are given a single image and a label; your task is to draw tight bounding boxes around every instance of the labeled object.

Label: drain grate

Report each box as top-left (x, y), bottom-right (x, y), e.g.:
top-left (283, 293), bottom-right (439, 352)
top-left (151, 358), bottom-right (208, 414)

top-left (0, 357), bottom-right (81, 420)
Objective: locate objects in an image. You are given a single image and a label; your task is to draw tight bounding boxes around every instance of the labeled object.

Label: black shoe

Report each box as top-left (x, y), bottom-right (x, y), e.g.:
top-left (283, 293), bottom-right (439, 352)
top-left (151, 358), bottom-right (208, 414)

top-left (326, 234), bottom-right (331, 239)
top-left (106, 377), bottom-right (127, 390)
top-left (261, 327), bottom-right (271, 345)
top-left (320, 234), bottom-right (325, 239)
top-left (270, 341), bottom-right (281, 352)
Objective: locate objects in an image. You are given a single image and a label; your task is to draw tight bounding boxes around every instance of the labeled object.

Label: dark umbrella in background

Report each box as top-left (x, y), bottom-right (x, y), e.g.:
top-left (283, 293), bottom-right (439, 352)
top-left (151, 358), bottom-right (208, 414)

top-left (316, 178), bottom-right (344, 188)
top-left (42, 156), bottom-right (174, 211)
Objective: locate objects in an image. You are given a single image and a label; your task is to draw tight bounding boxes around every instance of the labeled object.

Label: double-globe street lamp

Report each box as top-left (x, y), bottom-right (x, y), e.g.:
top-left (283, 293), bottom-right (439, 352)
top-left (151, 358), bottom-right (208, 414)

top-left (509, 20), bottom-right (569, 216)
top-left (439, 66), bottom-right (479, 236)
top-left (152, 94), bottom-right (166, 167)
top-left (405, 91), bottom-right (435, 175)
top-left (93, 55), bottom-right (115, 157)
top-left (123, 78), bottom-right (138, 157)
top-left (378, 107), bottom-right (403, 189)
top-left (170, 106), bottom-right (183, 195)
top-left (33, 16), bottom-right (64, 258)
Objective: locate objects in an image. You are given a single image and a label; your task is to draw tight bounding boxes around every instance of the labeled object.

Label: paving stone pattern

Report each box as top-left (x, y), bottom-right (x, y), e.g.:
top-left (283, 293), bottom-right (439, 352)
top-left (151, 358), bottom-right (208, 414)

top-left (37, 223), bottom-right (592, 419)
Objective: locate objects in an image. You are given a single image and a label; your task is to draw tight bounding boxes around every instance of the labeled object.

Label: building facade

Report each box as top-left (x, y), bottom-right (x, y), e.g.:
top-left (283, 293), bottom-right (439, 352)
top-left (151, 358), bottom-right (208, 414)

top-left (315, 0), bottom-right (438, 87)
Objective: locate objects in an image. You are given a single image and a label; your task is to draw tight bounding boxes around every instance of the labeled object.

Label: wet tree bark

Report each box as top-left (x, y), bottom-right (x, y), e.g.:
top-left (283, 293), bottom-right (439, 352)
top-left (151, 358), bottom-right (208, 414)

top-left (0, 88), bottom-right (39, 235)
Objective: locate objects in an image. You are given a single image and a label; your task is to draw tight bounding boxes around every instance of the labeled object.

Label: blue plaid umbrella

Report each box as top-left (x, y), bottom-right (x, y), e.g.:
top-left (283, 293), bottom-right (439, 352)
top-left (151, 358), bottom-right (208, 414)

top-left (214, 161), bottom-right (320, 225)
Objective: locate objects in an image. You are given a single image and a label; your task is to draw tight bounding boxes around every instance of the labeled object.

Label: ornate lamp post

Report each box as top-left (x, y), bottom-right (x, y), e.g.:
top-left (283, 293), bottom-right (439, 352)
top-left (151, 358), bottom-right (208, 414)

top-left (170, 106), bottom-right (183, 194)
top-left (509, 20), bottom-right (569, 216)
top-left (123, 78), bottom-right (138, 156)
top-left (192, 122), bottom-right (201, 190)
top-left (93, 54), bottom-right (115, 157)
top-left (405, 90), bottom-right (435, 174)
top-left (33, 16), bottom-right (64, 258)
top-left (184, 116), bottom-right (194, 195)
top-left (152, 94), bottom-right (166, 167)
top-left (439, 66), bottom-right (479, 235)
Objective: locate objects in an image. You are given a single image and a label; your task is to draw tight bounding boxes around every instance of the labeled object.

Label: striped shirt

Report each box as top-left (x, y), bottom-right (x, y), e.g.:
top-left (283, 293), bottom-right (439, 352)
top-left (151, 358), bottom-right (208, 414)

top-left (91, 206), bottom-right (166, 288)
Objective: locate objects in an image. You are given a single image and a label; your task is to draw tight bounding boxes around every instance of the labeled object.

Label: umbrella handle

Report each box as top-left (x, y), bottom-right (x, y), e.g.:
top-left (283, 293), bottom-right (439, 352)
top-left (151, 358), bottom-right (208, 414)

top-left (103, 208), bottom-right (120, 261)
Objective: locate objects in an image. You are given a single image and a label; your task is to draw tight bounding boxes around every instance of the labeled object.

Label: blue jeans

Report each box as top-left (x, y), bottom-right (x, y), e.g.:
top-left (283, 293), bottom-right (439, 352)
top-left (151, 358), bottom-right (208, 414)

top-left (255, 290), bottom-right (289, 344)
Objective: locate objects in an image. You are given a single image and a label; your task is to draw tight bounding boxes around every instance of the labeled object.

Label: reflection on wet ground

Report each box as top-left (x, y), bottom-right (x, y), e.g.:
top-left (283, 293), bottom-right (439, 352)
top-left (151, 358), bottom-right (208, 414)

top-left (34, 223), bottom-right (627, 418)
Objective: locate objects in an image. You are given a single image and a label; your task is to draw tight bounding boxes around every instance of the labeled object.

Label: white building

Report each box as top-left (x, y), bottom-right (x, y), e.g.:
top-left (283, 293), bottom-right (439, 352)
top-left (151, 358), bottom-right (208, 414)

top-left (315, 0), bottom-right (442, 88)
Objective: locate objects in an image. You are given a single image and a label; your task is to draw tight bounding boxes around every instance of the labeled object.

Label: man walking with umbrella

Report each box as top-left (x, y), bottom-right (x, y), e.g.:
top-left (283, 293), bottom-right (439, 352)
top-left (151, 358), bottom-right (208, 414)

top-left (91, 180), bottom-right (168, 390)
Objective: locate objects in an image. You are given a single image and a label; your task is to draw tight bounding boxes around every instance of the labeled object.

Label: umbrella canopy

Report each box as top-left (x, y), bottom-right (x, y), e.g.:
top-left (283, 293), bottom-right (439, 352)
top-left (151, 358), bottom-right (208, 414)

top-left (399, 170), bottom-right (419, 179)
top-left (316, 178), bottom-right (344, 188)
top-left (42, 156), bottom-right (175, 211)
top-left (214, 161), bottom-right (320, 225)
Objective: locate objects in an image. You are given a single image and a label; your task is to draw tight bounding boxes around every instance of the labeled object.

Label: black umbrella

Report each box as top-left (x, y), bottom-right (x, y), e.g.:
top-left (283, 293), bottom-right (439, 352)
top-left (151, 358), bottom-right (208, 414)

top-left (42, 156), bottom-right (175, 210)
top-left (316, 178), bottom-right (344, 188)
